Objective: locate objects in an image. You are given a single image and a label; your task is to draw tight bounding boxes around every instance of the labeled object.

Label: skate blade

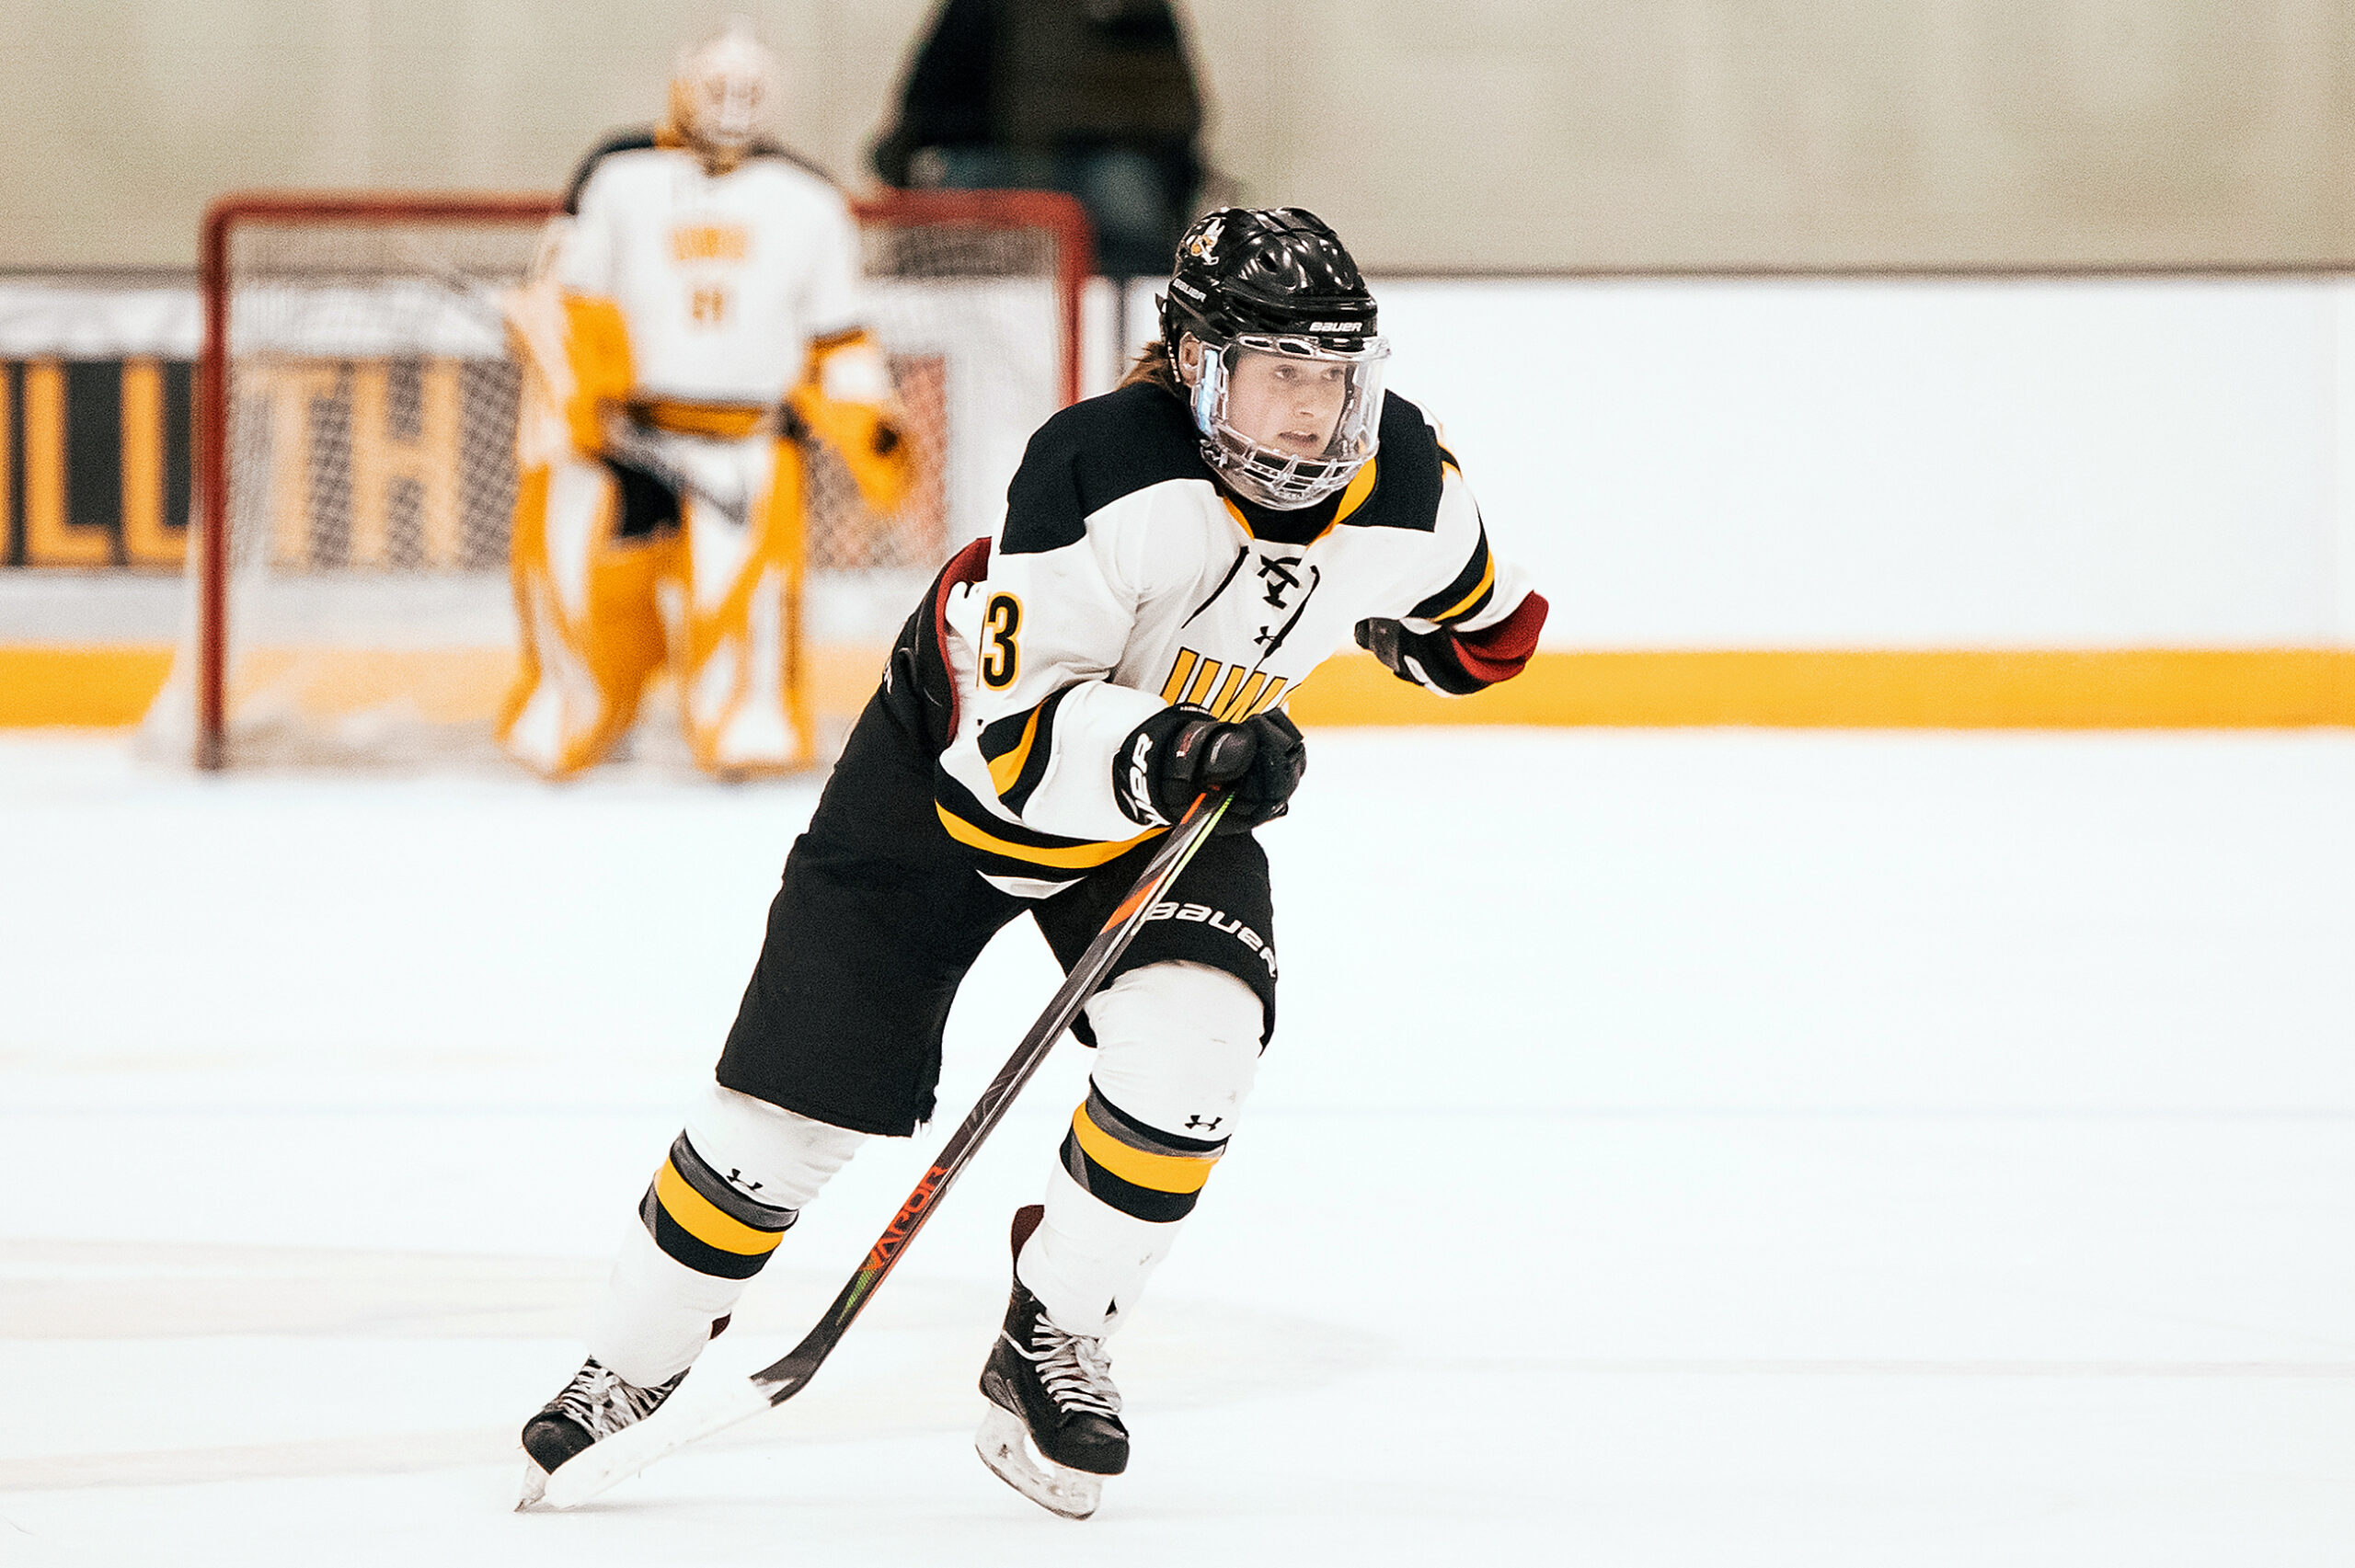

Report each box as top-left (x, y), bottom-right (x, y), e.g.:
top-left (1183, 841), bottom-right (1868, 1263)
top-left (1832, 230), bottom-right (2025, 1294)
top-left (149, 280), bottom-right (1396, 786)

top-left (974, 1403), bottom-right (1103, 1520)
top-left (516, 1458), bottom-right (550, 1511)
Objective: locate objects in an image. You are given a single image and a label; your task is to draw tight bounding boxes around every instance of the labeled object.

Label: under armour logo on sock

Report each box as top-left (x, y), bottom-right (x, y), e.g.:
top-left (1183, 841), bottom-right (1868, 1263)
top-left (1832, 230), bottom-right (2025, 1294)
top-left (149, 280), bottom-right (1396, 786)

top-left (1184, 1115), bottom-right (1223, 1131)
top-left (729, 1169), bottom-right (764, 1193)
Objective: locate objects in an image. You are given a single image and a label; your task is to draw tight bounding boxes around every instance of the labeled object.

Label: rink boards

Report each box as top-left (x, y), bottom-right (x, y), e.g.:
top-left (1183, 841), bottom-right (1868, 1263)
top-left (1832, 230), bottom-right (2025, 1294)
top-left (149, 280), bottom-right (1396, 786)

top-left (8, 272), bottom-right (2355, 729)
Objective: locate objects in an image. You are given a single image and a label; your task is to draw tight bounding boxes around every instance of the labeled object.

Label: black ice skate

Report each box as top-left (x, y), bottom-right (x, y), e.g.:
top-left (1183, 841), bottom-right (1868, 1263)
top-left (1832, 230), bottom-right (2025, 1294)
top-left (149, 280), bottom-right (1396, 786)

top-left (975, 1204), bottom-right (1128, 1519)
top-left (517, 1357), bottom-right (685, 1508)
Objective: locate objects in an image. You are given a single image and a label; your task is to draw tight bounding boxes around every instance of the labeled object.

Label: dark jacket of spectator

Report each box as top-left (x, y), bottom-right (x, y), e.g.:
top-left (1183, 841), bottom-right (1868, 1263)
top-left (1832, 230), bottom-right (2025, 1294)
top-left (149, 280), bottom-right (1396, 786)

top-left (872, 0), bottom-right (1206, 275)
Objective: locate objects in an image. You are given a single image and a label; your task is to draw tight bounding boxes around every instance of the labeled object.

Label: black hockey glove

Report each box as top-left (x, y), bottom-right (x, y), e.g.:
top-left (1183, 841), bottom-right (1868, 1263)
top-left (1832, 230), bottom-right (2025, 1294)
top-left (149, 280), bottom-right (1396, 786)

top-left (1113, 707), bottom-right (1306, 835)
top-left (1353, 617), bottom-right (1488, 696)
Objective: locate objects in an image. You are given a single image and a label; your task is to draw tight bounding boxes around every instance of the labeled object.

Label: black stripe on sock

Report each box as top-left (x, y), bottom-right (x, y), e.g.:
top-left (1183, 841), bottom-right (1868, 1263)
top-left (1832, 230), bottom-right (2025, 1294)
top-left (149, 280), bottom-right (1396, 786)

top-left (1059, 1127), bottom-right (1198, 1223)
top-left (638, 1182), bottom-right (775, 1280)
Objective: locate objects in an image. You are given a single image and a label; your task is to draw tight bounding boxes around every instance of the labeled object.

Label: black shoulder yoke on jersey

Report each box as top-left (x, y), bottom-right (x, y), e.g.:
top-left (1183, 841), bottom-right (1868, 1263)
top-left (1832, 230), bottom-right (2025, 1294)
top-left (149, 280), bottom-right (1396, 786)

top-left (999, 383), bottom-right (1206, 555)
top-left (1000, 383), bottom-right (1449, 555)
top-left (563, 130), bottom-right (842, 213)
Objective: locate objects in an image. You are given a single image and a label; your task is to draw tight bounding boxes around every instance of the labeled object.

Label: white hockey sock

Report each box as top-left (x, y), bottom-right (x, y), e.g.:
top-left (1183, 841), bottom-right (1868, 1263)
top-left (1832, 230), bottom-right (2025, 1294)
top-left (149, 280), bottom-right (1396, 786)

top-left (1019, 1160), bottom-right (1183, 1337)
top-left (1017, 961), bottom-right (1264, 1337)
top-left (587, 1084), bottom-right (865, 1387)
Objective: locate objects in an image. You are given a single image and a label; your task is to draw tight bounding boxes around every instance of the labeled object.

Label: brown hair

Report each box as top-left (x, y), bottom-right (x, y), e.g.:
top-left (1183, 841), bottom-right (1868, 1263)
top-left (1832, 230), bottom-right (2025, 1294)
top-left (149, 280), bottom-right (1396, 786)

top-left (1118, 339), bottom-right (1182, 395)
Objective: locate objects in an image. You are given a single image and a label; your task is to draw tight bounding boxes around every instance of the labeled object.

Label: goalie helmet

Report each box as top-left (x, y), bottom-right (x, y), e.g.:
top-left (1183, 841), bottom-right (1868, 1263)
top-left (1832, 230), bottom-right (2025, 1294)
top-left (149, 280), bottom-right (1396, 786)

top-left (669, 16), bottom-right (779, 168)
top-left (1160, 208), bottom-right (1390, 510)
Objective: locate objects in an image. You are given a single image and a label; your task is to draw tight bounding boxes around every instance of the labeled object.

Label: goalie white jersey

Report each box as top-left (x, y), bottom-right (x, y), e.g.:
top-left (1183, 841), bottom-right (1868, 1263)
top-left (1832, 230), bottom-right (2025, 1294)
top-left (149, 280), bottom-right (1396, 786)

top-left (882, 381), bottom-right (1544, 891)
top-left (500, 131), bottom-right (910, 781)
top-left (557, 132), bottom-right (866, 406)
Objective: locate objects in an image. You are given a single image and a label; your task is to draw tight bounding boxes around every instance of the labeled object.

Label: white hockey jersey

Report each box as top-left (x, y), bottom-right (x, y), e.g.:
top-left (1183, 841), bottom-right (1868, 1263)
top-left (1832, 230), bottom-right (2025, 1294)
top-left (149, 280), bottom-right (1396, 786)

top-left (557, 132), bottom-right (864, 406)
top-left (879, 381), bottom-right (1543, 895)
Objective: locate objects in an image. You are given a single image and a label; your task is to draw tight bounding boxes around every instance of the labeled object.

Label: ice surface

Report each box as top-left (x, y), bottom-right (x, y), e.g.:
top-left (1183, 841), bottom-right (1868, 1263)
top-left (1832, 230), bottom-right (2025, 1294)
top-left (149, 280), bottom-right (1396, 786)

top-left (1, 728), bottom-right (2350, 1565)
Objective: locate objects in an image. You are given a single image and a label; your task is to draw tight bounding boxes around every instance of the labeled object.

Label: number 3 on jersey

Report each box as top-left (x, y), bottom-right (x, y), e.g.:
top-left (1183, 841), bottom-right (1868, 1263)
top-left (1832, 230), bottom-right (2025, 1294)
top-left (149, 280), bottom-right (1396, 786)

top-left (981, 593), bottom-right (1022, 689)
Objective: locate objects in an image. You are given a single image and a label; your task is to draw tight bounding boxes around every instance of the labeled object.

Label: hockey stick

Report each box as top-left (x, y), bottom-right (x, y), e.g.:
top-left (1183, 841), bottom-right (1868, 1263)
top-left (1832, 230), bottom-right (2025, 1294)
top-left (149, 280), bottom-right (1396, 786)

top-left (594, 412), bottom-right (757, 530)
top-left (533, 787), bottom-right (1234, 1510)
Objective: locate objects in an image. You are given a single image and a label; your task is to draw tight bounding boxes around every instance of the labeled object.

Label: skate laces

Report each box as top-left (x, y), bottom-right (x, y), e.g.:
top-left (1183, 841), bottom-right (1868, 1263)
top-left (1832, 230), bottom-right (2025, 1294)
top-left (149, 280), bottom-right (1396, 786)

top-left (551, 1359), bottom-right (678, 1438)
top-left (1027, 1320), bottom-right (1122, 1418)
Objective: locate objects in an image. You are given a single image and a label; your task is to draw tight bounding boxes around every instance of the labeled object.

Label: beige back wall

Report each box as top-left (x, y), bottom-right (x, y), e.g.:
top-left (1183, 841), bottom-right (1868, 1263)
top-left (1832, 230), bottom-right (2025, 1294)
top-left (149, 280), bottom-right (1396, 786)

top-left (4, 0), bottom-right (2349, 271)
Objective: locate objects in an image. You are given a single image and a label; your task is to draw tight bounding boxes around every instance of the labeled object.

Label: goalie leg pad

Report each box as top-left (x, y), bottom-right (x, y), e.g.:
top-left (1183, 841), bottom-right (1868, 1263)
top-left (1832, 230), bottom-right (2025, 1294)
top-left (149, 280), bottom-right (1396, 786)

top-left (1020, 961), bottom-right (1263, 1336)
top-left (676, 432), bottom-right (813, 774)
top-left (499, 455), bottom-right (672, 777)
top-left (586, 1084), bottom-right (867, 1387)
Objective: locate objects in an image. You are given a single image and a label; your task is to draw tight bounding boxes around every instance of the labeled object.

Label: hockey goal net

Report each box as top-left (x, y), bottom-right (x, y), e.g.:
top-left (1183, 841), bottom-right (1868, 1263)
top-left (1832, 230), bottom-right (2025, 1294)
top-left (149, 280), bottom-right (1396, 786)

top-left (149, 189), bottom-right (1089, 769)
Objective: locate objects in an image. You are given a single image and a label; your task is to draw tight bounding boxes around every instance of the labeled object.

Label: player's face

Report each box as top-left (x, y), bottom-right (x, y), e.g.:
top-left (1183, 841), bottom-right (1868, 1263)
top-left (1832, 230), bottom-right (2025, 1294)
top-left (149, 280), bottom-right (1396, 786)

top-left (1222, 349), bottom-right (1350, 458)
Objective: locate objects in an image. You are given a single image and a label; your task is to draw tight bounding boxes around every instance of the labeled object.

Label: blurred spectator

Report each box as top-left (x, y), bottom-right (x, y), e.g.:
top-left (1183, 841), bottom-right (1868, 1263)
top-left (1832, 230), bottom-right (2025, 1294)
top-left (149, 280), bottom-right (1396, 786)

top-left (871, 0), bottom-right (1206, 279)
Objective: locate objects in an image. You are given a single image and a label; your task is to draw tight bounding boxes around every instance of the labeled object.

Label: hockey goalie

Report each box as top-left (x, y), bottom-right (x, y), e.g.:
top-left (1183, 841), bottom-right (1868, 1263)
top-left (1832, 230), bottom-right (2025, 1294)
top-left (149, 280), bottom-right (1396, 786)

top-left (500, 17), bottom-right (913, 778)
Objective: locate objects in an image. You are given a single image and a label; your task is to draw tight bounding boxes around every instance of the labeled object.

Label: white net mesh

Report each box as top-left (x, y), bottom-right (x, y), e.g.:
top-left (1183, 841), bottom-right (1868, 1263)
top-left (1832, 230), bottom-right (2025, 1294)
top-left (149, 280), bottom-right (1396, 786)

top-left (148, 195), bottom-right (1080, 770)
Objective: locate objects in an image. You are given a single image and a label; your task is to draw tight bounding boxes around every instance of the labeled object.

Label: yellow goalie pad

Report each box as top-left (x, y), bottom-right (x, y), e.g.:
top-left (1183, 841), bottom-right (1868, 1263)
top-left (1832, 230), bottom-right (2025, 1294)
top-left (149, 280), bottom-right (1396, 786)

top-left (499, 435), bottom-right (816, 780)
top-left (503, 272), bottom-right (636, 468)
top-left (496, 297), bottom-right (911, 780)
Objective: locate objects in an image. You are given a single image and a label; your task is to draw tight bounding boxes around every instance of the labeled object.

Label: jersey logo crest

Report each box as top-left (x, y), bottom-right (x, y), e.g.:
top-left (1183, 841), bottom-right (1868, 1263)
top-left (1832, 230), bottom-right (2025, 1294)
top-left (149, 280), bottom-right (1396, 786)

top-left (1256, 555), bottom-right (1303, 608)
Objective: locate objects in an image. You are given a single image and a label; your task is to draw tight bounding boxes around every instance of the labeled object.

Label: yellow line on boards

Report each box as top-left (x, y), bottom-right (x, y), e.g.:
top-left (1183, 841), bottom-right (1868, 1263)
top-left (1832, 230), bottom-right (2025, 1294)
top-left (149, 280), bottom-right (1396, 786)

top-left (0, 647), bottom-right (176, 727)
top-left (1281, 648), bottom-right (2355, 729)
top-left (4, 645), bottom-right (2353, 730)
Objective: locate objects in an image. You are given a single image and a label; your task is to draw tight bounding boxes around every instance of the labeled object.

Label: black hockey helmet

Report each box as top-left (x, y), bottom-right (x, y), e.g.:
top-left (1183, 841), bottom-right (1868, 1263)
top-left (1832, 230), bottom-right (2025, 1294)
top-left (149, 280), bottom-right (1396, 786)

top-left (1160, 208), bottom-right (1379, 352)
top-left (1158, 209), bottom-right (1390, 509)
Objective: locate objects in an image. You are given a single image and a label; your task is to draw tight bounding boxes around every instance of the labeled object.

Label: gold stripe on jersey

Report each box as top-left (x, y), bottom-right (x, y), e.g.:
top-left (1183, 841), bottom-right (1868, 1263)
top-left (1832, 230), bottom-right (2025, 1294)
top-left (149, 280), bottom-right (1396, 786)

top-left (1181, 659), bottom-right (1220, 707)
top-left (976, 688), bottom-right (1072, 815)
top-left (1432, 551), bottom-right (1497, 624)
top-left (1221, 494), bottom-right (1331, 545)
top-left (936, 804), bottom-right (1158, 869)
top-left (1206, 664), bottom-right (1247, 716)
top-left (1223, 671), bottom-right (1270, 719)
top-left (1070, 1101), bottom-right (1219, 1194)
top-left (1159, 649), bottom-right (1200, 704)
top-left (629, 398), bottom-right (770, 439)
top-left (1332, 459), bottom-right (1380, 524)
top-left (936, 767), bottom-right (1159, 867)
top-left (1159, 647), bottom-right (1295, 721)
top-left (986, 704), bottom-right (1044, 797)
top-left (654, 1160), bottom-right (788, 1258)
top-left (1217, 459), bottom-right (1379, 546)
top-left (1411, 527), bottom-right (1498, 624)
top-left (808, 326), bottom-right (872, 354)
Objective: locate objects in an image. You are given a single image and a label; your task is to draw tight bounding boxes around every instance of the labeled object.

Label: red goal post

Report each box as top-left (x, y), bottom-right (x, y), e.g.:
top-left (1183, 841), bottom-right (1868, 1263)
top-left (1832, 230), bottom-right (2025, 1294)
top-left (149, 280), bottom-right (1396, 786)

top-left (182, 187), bottom-right (1093, 770)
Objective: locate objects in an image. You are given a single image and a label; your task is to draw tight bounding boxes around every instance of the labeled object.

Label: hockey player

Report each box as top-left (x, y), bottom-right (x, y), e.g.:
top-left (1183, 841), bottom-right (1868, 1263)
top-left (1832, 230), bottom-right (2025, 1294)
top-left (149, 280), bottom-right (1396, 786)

top-left (500, 17), bottom-right (913, 779)
top-left (519, 208), bottom-right (1548, 1516)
